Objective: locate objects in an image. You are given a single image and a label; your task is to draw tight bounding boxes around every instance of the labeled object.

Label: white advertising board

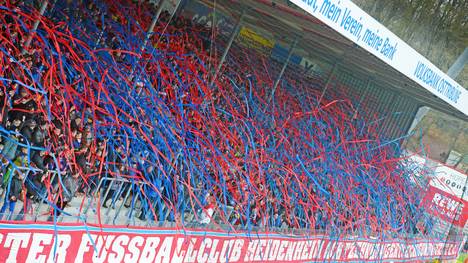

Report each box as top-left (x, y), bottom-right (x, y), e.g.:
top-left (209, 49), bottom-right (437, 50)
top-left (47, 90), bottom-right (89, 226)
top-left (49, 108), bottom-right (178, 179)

top-left (430, 165), bottom-right (468, 202)
top-left (290, 0), bottom-right (468, 116)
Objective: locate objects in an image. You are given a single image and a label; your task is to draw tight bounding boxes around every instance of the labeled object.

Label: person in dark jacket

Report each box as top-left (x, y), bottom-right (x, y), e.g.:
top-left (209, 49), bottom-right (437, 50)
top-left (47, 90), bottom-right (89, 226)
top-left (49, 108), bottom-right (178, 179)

top-left (20, 118), bottom-right (36, 144)
top-left (11, 87), bottom-right (36, 121)
top-left (1, 116), bottom-right (23, 161)
top-left (2, 146), bottom-right (28, 191)
top-left (0, 88), bottom-right (8, 126)
top-left (0, 172), bottom-right (24, 220)
top-left (15, 171), bottom-right (45, 220)
top-left (29, 121), bottom-right (47, 170)
top-left (31, 121), bottom-right (47, 147)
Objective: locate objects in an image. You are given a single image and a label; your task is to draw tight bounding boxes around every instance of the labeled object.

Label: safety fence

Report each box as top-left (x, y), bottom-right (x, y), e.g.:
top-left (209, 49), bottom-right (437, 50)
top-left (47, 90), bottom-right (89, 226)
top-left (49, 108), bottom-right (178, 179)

top-left (0, 167), bottom-right (462, 240)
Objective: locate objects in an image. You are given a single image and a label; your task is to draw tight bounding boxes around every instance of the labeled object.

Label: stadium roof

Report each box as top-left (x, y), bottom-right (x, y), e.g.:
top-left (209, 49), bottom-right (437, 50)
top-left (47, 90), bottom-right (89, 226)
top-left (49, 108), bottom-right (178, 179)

top-left (206, 0), bottom-right (468, 121)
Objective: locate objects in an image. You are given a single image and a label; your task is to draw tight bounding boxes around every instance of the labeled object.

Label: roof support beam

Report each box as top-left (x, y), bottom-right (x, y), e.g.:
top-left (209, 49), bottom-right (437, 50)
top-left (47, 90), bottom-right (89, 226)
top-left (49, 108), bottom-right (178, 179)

top-left (211, 11), bottom-right (245, 85)
top-left (353, 78), bottom-right (372, 119)
top-left (141, 0), bottom-right (165, 53)
top-left (447, 47), bottom-right (468, 79)
top-left (23, 0), bottom-right (48, 54)
top-left (317, 62), bottom-right (339, 107)
top-left (269, 37), bottom-right (299, 103)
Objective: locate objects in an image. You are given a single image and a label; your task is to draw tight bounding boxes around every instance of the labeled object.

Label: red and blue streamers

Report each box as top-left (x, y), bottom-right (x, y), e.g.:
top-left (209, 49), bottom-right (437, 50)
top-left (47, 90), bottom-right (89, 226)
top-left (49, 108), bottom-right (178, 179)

top-left (0, 0), bottom-right (435, 241)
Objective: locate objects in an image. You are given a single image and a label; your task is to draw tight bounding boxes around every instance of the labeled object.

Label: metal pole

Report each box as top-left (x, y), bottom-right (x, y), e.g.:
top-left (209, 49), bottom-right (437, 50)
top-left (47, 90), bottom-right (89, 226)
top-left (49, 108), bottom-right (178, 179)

top-left (381, 92), bottom-right (398, 137)
top-left (131, 0), bottom-right (165, 80)
top-left (408, 47), bottom-right (467, 135)
top-left (317, 62), bottom-right (339, 107)
top-left (353, 78), bottom-right (372, 119)
top-left (210, 12), bottom-right (245, 85)
top-left (406, 106), bottom-right (430, 134)
top-left (387, 96), bottom-right (407, 138)
top-left (447, 47), bottom-right (468, 78)
top-left (23, 1), bottom-right (48, 53)
top-left (141, 0), bottom-right (165, 53)
top-left (269, 37), bottom-right (299, 103)
top-left (171, 0), bottom-right (183, 20)
top-left (114, 186), bottom-right (132, 225)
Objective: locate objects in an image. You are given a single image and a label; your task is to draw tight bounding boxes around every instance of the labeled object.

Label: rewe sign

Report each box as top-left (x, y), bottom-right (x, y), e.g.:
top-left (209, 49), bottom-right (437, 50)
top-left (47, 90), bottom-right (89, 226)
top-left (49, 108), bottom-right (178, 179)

top-left (423, 166), bottom-right (468, 227)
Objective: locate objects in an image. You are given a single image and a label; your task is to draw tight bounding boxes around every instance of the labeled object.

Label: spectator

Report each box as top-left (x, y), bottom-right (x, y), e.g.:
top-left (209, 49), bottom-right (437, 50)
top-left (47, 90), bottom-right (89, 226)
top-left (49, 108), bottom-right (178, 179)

top-left (2, 146), bottom-right (28, 190)
top-left (199, 194), bottom-right (215, 225)
top-left (0, 88), bottom-right (7, 125)
top-left (31, 150), bottom-right (46, 172)
top-left (51, 120), bottom-right (65, 143)
top-left (11, 87), bottom-right (36, 121)
top-left (1, 117), bottom-right (22, 161)
top-left (72, 131), bottom-right (83, 149)
top-left (20, 118), bottom-right (36, 144)
top-left (27, 170), bottom-right (46, 202)
top-left (15, 171), bottom-right (45, 220)
top-left (70, 116), bottom-right (82, 132)
top-left (0, 170), bottom-right (24, 220)
top-left (31, 120), bottom-right (47, 147)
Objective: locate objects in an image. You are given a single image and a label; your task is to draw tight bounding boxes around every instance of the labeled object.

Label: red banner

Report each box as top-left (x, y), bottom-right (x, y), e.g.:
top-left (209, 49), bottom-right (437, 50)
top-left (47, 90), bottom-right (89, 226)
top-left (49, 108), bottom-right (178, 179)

top-left (421, 165), bottom-right (468, 227)
top-left (422, 185), bottom-right (468, 227)
top-left (0, 222), bottom-right (461, 262)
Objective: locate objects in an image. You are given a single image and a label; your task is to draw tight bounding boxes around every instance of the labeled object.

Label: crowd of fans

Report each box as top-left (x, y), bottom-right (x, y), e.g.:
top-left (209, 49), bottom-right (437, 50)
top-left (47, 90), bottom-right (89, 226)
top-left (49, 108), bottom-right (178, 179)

top-left (0, 71), bottom-right (91, 220)
top-left (0, 0), bottom-right (434, 238)
top-left (0, 0), bottom-right (233, 226)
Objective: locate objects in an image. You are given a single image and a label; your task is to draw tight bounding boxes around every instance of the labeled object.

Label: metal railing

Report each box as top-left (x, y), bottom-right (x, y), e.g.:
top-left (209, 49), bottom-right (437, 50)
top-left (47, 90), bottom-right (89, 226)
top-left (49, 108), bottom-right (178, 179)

top-left (0, 166), bottom-right (462, 243)
top-left (83, 177), bottom-right (235, 227)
